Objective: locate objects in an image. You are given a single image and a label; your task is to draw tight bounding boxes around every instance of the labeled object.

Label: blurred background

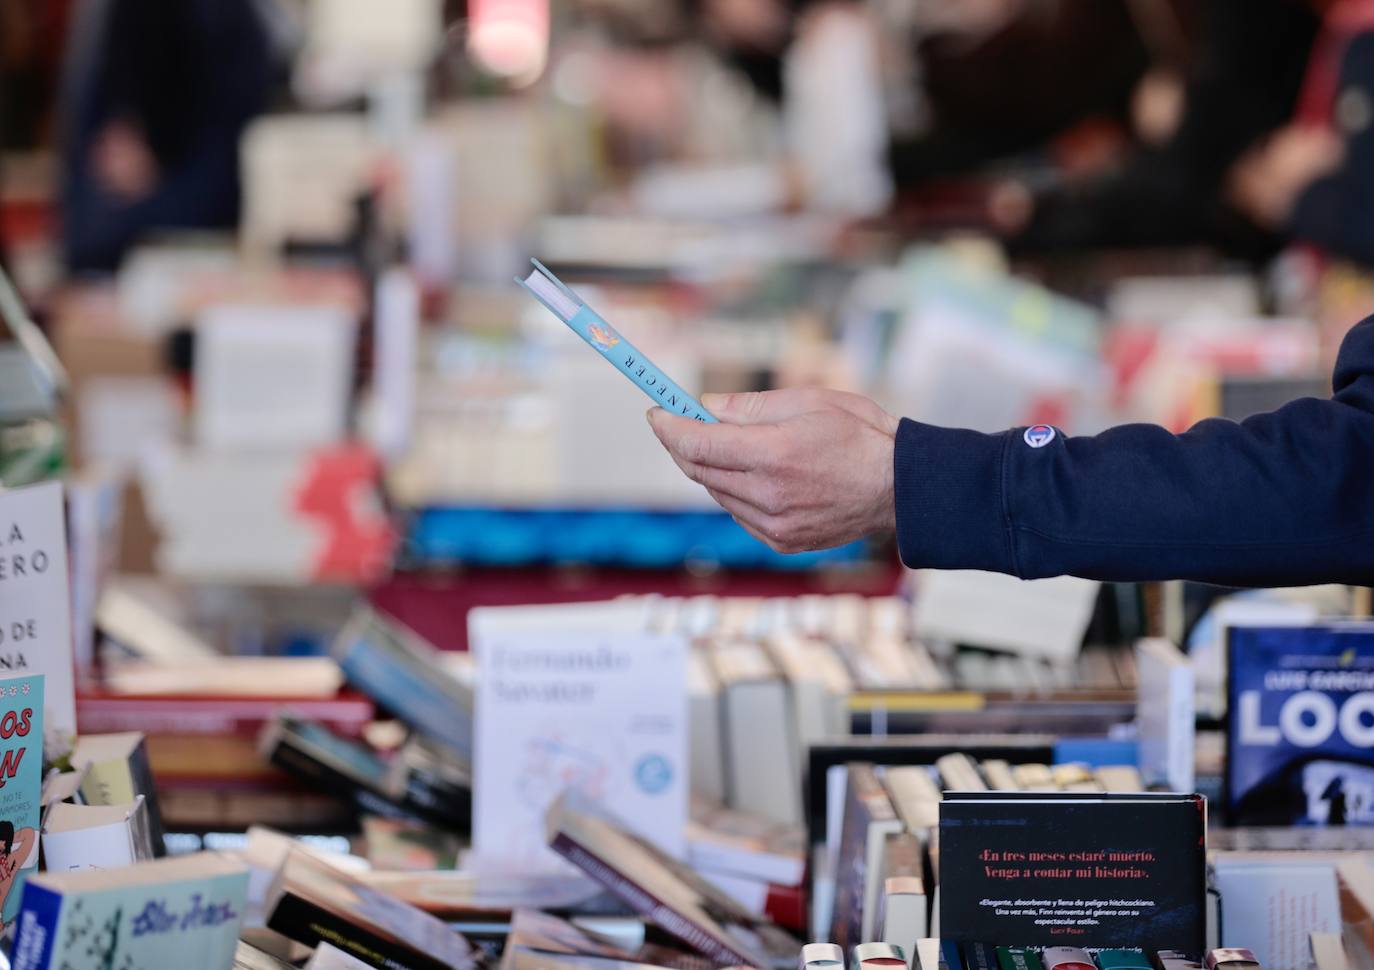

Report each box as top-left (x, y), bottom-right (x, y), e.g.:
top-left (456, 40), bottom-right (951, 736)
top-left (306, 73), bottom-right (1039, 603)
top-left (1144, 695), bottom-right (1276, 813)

top-left (1, 0), bottom-right (1371, 845)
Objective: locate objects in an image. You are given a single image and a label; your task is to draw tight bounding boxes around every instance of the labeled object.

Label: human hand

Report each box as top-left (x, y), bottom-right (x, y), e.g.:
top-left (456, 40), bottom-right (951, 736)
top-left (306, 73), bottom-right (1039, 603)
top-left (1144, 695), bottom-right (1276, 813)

top-left (1227, 125), bottom-right (1344, 228)
top-left (647, 388), bottom-right (899, 553)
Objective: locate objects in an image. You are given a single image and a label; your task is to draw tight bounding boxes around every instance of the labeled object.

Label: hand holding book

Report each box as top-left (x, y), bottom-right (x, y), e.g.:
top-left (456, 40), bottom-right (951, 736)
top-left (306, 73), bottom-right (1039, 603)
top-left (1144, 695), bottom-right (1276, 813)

top-left (646, 388), bottom-right (899, 554)
top-left (517, 260), bottom-right (717, 423)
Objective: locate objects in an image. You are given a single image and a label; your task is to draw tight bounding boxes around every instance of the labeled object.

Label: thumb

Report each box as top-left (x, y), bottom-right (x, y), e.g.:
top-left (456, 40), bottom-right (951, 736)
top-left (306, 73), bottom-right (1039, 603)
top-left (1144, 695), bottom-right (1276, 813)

top-left (700, 388), bottom-right (827, 425)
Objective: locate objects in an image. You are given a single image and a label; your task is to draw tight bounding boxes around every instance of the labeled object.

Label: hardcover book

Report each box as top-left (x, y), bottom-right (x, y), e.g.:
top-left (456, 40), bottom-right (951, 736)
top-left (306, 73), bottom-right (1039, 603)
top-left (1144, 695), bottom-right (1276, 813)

top-left (939, 792), bottom-right (1206, 951)
top-left (10, 852), bottom-right (248, 970)
top-left (1226, 623), bottom-right (1374, 825)
top-left (0, 674), bottom-right (43, 926)
top-left (265, 847), bottom-right (479, 970)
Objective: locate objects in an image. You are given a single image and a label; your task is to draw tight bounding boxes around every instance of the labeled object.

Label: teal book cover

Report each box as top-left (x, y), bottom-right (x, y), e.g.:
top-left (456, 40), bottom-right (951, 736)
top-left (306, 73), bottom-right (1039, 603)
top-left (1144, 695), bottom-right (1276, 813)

top-left (0, 673), bottom-right (43, 927)
top-left (11, 852), bottom-right (248, 970)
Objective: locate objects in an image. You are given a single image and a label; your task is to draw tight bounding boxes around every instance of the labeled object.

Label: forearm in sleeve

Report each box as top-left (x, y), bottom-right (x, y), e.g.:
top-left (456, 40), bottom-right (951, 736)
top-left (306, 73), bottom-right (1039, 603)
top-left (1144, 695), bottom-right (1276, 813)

top-left (893, 316), bottom-right (1374, 586)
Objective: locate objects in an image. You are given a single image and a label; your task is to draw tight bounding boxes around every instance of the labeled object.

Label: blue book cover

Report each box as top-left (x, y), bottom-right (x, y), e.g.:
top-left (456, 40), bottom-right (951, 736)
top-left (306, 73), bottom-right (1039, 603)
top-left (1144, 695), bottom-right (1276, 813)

top-left (11, 852), bottom-right (248, 970)
top-left (0, 674), bottom-right (43, 927)
top-left (331, 610), bottom-right (472, 763)
top-left (1227, 623), bottom-right (1374, 825)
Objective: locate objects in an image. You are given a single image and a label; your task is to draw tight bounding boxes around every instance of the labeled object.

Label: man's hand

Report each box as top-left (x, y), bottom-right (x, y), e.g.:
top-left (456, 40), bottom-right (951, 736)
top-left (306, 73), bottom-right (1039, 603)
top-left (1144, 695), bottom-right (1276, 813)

top-left (647, 388), bottom-right (899, 554)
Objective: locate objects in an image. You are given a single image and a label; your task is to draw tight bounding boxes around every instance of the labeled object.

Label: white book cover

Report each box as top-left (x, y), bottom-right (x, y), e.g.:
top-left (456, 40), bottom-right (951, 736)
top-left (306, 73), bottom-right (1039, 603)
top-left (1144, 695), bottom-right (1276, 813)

top-left (42, 799), bottom-right (145, 873)
top-left (1215, 857), bottom-right (1340, 970)
top-left (1136, 637), bottom-right (1196, 792)
top-left (0, 482), bottom-right (75, 745)
top-left (473, 629), bottom-right (687, 873)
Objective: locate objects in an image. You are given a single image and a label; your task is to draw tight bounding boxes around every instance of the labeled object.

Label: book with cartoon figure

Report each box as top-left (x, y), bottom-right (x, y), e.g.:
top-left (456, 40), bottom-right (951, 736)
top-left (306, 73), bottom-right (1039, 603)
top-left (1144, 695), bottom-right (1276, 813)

top-left (517, 260), bottom-right (716, 423)
top-left (0, 674), bottom-right (42, 927)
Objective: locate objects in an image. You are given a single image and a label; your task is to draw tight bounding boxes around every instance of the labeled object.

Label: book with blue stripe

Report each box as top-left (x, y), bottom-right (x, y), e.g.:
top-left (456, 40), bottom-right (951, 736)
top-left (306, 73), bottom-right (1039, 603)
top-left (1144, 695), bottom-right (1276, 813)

top-left (10, 852), bottom-right (248, 970)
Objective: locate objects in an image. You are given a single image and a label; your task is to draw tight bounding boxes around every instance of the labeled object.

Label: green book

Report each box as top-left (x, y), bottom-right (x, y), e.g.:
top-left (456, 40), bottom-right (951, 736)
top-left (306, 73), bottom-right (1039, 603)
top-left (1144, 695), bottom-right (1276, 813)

top-left (998, 948), bottom-right (1046, 970)
top-left (11, 852), bottom-right (248, 970)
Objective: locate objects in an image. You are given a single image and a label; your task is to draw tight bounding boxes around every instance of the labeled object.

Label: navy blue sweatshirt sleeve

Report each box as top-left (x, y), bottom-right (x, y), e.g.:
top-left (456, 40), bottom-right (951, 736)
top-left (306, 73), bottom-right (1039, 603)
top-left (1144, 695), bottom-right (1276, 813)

top-left (893, 315), bottom-right (1374, 586)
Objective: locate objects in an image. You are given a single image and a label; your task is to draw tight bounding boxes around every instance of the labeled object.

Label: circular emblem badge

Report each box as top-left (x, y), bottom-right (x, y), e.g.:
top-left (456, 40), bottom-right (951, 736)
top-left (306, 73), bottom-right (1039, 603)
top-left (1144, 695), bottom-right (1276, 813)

top-left (634, 754), bottom-right (673, 795)
top-left (1023, 424), bottom-right (1057, 449)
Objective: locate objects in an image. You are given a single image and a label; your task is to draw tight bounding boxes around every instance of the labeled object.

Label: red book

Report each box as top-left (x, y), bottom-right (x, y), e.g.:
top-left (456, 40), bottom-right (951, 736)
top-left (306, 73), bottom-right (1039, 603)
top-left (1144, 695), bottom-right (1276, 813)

top-left (76, 688), bottom-right (375, 739)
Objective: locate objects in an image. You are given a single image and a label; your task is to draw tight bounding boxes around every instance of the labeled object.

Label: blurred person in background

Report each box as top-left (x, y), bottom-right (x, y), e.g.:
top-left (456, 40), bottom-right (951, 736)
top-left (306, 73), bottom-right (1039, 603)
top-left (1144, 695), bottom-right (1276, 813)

top-left (670, 0), bottom-right (1182, 217)
top-left (60, 0), bottom-right (282, 273)
top-left (1000, 0), bottom-right (1374, 268)
top-left (1226, 1), bottom-right (1374, 265)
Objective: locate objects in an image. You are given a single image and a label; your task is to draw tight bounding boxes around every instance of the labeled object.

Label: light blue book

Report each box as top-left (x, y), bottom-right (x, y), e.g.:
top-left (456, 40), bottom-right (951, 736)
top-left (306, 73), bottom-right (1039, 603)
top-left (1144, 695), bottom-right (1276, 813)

top-left (11, 851), bottom-right (249, 970)
top-left (517, 260), bottom-right (717, 423)
top-left (330, 609), bottom-right (472, 764)
top-left (0, 673), bottom-right (44, 926)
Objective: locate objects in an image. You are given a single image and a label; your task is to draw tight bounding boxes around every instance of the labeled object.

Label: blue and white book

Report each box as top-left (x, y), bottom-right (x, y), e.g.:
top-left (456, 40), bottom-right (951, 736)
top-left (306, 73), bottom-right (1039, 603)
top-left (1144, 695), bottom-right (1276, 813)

top-left (1227, 622), bottom-right (1374, 826)
top-left (517, 260), bottom-right (716, 423)
top-left (11, 851), bottom-right (249, 970)
top-left (330, 608), bottom-right (473, 764)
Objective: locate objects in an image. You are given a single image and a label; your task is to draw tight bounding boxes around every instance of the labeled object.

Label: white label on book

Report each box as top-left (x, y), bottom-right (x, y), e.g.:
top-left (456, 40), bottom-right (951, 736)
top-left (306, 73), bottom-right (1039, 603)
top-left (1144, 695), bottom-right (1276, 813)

top-left (0, 482), bottom-right (75, 744)
top-left (473, 629), bottom-right (688, 873)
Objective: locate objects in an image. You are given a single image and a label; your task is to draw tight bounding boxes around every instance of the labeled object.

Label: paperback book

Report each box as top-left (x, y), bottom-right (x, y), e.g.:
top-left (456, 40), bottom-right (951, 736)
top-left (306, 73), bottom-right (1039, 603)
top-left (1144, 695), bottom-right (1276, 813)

top-left (0, 674), bottom-right (42, 926)
top-left (10, 852), bottom-right (248, 970)
top-left (939, 792), bottom-right (1206, 951)
top-left (1227, 623), bottom-right (1374, 826)
top-left (544, 793), bottom-right (797, 970)
top-left (265, 847), bottom-right (479, 970)
top-left (0, 484), bottom-right (74, 746)
top-left (331, 608), bottom-right (474, 763)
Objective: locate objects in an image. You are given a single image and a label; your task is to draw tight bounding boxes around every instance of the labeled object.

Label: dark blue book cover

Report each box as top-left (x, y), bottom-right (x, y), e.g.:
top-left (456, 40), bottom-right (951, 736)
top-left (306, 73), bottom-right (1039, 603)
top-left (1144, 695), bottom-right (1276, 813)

top-left (1227, 623), bottom-right (1374, 826)
top-left (939, 792), bottom-right (1205, 951)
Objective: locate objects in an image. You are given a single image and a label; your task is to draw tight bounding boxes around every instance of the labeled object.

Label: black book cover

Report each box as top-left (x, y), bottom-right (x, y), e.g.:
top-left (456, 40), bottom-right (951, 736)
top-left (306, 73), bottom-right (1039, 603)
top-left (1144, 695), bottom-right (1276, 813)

top-left (263, 717), bottom-right (468, 832)
top-left (267, 850), bottom-right (480, 970)
top-left (939, 792), bottom-right (1206, 951)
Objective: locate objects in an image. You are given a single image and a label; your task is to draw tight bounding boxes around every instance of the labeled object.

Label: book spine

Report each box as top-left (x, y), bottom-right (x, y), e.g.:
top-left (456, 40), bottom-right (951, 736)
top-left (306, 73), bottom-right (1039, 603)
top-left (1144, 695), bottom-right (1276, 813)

top-left (565, 306), bottom-right (715, 422)
top-left (941, 941), bottom-right (965, 970)
top-left (965, 944), bottom-right (997, 970)
top-left (12, 884), bottom-right (62, 970)
top-left (549, 833), bottom-right (753, 966)
top-left (268, 892), bottom-right (455, 970)
top-left (74, 697), bottom-right (375, 737)
top-left (129, 738), bottom-right (168, 856)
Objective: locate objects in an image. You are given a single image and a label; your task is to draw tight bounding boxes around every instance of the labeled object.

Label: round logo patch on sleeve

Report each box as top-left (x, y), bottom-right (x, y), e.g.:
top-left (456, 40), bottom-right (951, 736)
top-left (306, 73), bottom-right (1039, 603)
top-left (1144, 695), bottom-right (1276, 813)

top-left (1023, 424), bottom-right (1057, 448)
